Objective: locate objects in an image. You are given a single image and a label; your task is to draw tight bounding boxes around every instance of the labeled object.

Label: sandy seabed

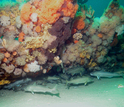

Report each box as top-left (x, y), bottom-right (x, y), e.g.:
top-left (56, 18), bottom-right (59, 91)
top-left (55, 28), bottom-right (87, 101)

top-left (0, 78), bottom-right (124, 107)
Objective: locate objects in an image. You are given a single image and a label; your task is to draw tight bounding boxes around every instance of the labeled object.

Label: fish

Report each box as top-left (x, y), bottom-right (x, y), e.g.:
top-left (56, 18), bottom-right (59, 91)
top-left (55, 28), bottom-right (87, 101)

top-left (66, 76), bottom-right (93, 88)
top-left (45, 76), bottom-right (61, 83)
top-left (4, 78), bottom-right (32, 90)
top-left (90, 70), bottom-right (124, 79)
top-left (24, 84), bottom-right (59, 96)
top-left (47, 76), bottom-right (60, 81)
top-left (58, 73), bottom-right (70, 80)
top-left (65, 66), bottom-right (86, 76)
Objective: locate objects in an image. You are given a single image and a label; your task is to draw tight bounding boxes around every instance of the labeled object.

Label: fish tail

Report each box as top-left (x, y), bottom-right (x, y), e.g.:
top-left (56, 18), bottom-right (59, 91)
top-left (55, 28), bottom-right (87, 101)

top-left (52, 84), bottom-right (58, 91)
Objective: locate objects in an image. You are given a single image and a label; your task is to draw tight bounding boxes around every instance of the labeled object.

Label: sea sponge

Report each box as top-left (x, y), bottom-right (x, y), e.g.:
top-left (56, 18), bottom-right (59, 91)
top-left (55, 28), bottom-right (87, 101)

top-left (73, 33), bottom-right (83, 40)
top-left (0, 53), bottom-right (4, 64)
top-left (62, 42), bottom-right (82, 64)
top-left (4, 64), bottom-right (15, 74)
top-left (88, 27), bottom-right (96, 35)
top-left (2, 30), bottom-right (17, 41)
top-left (97, 55), bottom-right (106, 63)
top-left (30, 13), bottom-right (38, 22)
top-left (16, 16), bottom-right (22, 29)
top-left (91, 35), bottom-right (102, 47)
top-left (115, 25), bottom-right (124, 36)
top-left (99, 16), bottom-right (120, 33)
top-left (0, 52), bottom-right (4, 60)
top-left (15, 55), bottom-right (26, 66)
top-left (37, 53), bottom-right (48, 65)
top-left (17, 45), bottom-right (29, 56)
top-left (27, 60), bottom-right (40, 72)
top-left (14, 68), bottom-right (23, 76)
top-left (22, 24), bottom-right (31, 35)
top-left (0, 27), bottom-right (5, 37)
top-left (3, 39), bottom-right (20, 52)
top-left (42, 35), bottom-right (57, 49)
top-left (0, 15), bottom-right (10, 26)
top-left (32, 50), bottom-right (40, 57)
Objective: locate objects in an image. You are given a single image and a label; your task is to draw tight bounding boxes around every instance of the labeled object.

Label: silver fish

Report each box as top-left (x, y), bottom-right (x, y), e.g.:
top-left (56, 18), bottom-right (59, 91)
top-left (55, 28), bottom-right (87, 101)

top-left (65, 67), bottom-right (85, 76)
top-left (66, 76), bottom-right (93, 88)
top-left (47, 76), bottom-right (60, 81)
top-left (24, 84), bottom-right (59, 96)
top-left (90, 70), bottom-right (124, 79)
top-left (4, 78), bottom-right (32, 89)
top-left (45, 76), bottom-right (61, 83)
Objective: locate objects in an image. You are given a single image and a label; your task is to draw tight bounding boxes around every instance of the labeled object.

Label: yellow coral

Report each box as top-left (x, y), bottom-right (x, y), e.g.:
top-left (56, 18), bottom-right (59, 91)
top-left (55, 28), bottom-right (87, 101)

top-left (86, 54), bottom-right (90, 59)
top-left (48, 48), bottom-right (57, 53)
top-left (2, 39), bottom-right (6, 48)
top-left (0, 10), bottom-right (9, 17)
top-left (26, 55), bottom-right (35, 62)
top-left (23, 23), bottom-right (52, 49)
top-left (88, 59), bottom-right (97, 67)
top-left (0, 79), bottom-right (11, 85)
top-left (80, 50), bottom-right (87, 58)
top-left (23, 36), bottom-right (46, 49)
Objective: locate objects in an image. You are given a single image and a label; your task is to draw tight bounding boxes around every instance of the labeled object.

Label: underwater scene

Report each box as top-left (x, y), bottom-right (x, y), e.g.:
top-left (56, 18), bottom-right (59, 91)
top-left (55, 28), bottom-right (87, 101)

top-left (0, 0), bottom-right (124, 107)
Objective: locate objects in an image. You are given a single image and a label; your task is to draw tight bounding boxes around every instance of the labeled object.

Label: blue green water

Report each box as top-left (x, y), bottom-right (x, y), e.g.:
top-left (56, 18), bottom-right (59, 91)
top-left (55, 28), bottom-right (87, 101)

top-left (1, 0), bottom-right (124, 17)
top-left (86, 0), bottom-right (124, 17)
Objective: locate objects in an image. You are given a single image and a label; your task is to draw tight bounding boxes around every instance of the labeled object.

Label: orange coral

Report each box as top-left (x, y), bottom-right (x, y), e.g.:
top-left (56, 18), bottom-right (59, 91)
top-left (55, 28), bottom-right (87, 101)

top-left (97, 33), bottom-right (103, 38)
top-left (21, 3), bottom-right (32, 23)
top-left (3, 58), bottom-right (7, 63)
top-left (35, 25), bottom-right (41, 33)
top-left (21, 3), bottom-right (36, 24)
top-left (18, 32), bottom-right (25, 42)
top-left (21, 0), bottom-right (78, 24)
top-left (13, 51), bottom-right (17, 56)
top-left (4, 52), bottom-right (10, 58)
top-left (74, 40), bottom-right (79, 44)
top-left (36, 0), bottom-right (64, 24)
top-left (73, 17), bottom-right (85, 30)
top-left (34, 0), bottom-right (40, 8)
top-left (61, 2), bottom-right (78, 18)
top-left (71, 28), bottom-right (77, 34)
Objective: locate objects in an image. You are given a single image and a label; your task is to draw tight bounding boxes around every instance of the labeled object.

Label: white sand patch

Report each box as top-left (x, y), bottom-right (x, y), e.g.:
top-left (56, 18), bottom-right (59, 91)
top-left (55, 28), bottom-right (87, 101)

top-left (0, 78), bottom-right (124, 107)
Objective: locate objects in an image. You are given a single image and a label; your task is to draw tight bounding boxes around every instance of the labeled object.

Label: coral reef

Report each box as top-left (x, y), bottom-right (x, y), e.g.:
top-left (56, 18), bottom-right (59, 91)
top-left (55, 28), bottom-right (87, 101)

top-left (20, 0), bottom-right (78, 24)
top-left (0, 0), bottom-right (124, 84)
top-left (62, 0), bottom-right (124, 71)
